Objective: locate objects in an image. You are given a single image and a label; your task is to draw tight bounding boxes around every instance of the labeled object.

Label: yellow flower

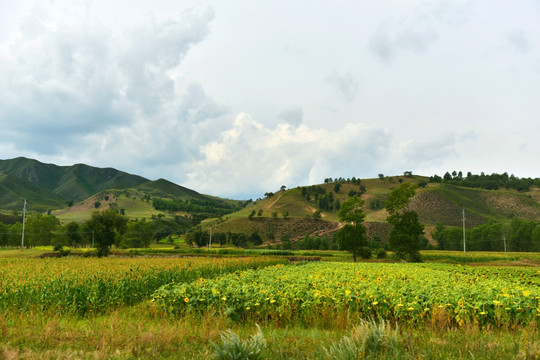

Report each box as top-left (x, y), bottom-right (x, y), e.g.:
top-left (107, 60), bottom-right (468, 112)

top-left (270, 299), bottom-right (276, 304)
top-left (372, 301), bottom-right (379, 306)
top-left (184, 297), bottom-right (189, 303)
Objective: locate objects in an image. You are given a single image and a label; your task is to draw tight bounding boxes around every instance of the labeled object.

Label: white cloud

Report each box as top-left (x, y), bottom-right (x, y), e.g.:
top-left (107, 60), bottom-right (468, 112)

top-left (0, 4), bottom-right (214, 155)
top-left (185, 113), bottom-right (390, 198)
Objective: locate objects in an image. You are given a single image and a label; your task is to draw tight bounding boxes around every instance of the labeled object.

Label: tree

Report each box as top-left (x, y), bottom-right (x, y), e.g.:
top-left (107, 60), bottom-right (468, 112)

top-left (86, 210), bottom-right (128, 257)
top-left (385, 183), bottom-right (423, 262)
top-left (123, 220), bottom-right (153, 248)
top-left (25, 214), bottom-right (61, 247)
top-left (333, 183), bottom-right (341, 193)
top-left (387, 211), bottom-right (423, 262)
top-left (65, 221), bottom-right (83, 247)
top-left (385, 182), bottom-right (417, 215)
top-left (248, 210), bottom-right (256, 220)
top-left (336, 195), bottom-right (367, 262)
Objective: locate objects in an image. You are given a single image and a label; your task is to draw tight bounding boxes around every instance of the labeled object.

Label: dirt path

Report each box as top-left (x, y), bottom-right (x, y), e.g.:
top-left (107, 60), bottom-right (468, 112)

top-left (265, 192), bottom-right (285, 210)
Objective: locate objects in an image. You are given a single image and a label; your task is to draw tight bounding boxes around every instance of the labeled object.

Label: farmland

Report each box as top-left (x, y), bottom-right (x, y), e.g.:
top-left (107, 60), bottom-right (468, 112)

top-left (0, 251), bottom-right (539, 359)
top-left (154, 262), bottom-right (540, 327)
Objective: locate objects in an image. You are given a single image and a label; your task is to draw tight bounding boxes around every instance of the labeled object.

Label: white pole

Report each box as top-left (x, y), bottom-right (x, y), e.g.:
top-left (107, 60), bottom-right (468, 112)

top-left (462, 208), bottom-right (466, 254)
top-left (21, 198), bottom-right (27, 250)
top-left (208, 227), bottom-right (212, 249)
top-left (504, 237), bottom-right (507, 255)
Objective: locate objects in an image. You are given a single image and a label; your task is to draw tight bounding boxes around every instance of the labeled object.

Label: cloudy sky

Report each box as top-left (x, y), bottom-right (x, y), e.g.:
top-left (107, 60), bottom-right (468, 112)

top-left (1, 1), bottom-right (539, 199)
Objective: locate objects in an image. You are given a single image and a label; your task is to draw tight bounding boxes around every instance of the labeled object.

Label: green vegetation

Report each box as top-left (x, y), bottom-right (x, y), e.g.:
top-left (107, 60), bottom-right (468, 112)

top-left (386, 183), bottom-right (424, 262)
top-left (1, 249), bottom-right (539, 358)
top-left (336, 195), bottom-right (368, 262)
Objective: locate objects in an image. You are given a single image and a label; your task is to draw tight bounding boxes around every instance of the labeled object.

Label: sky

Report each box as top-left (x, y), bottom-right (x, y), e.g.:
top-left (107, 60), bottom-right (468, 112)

top-left (0, 0), bottom-right (539, 200)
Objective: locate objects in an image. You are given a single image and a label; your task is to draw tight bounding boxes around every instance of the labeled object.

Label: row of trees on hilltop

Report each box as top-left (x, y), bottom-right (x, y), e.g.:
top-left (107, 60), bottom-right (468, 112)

top-left (429, 171), bottom-right (539, 191)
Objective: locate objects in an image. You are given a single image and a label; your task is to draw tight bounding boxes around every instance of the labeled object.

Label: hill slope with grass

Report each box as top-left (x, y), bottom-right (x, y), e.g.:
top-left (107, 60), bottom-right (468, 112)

top-left (205, 175), bottom-right (540, 242)
top-left (0, 171), bottom-right (66, 211)
top-left (0, 157), bottom-right (149, 204)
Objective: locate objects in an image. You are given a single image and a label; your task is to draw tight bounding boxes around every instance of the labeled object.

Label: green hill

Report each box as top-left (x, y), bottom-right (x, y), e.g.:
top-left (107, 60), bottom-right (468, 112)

top-left (0, 172), bottom-right (66, 211)
top-left (0, 157), bottom-right (148, 203)
top-left (206, 175), bottom-right (540, 242)
top-left (134, 178), bottom-right (206, 200)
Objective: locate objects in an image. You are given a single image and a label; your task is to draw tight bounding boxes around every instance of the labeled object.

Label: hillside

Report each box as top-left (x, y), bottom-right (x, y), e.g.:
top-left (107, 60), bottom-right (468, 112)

top-left (206, 175), bottom-right (540, 242)
top-left (0, 171), bottom-right (66, 211)
top-left (0, 157), bottom-right (148, 204)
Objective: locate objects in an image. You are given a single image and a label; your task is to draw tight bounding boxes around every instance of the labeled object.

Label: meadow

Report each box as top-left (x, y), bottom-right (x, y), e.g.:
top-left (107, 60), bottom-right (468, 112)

top-left (0, 250), bottom-right (539, 359)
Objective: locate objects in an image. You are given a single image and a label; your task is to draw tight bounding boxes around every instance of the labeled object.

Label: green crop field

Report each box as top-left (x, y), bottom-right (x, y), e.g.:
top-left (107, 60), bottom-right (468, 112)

top-left (1, 251), bottom-right (539, 359)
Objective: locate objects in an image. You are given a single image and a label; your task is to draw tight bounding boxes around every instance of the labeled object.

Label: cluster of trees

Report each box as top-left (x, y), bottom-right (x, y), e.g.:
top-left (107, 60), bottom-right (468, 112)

top-left (333, 183), bottom-right (424, 262)
top-left (184, 229), bottom-right (263, 248)
top-left (0, 211), bottom-right (193, 256)
top-left (433, 218), bottom-right (540, 252)
top-left (152, 197), bottom-right (248, 219)
top-left (323, 177), bottom-right (363, 185)
top-left (429, 171), bottom-right (539, 191)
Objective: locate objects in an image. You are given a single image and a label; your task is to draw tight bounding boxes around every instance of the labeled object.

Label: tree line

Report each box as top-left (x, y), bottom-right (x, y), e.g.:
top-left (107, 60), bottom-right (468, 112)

top-left (152, 197), bottom-right (248, 218)
top-left (0, 210), bottom-right (192, 256)
top-left (429, 171), bottom-right (540, 191)
top-left (432, 218), bottom-right (540, 252)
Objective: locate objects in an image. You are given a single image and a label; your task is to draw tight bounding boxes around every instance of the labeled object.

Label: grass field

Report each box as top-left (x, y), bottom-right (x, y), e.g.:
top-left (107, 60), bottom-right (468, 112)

top-left (0, 250), bottom-right (539, 359)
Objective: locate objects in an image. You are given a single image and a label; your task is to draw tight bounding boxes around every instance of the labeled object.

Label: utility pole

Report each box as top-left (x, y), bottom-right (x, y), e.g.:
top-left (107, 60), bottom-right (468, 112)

top-left (462, 208), bottom-right (466, 254)
top-left (208, 227), bottom-right (213, 249)
top-left (21, 198), bottom-right (27, 250)
top-left (503, 236), bottom-right (507, 255)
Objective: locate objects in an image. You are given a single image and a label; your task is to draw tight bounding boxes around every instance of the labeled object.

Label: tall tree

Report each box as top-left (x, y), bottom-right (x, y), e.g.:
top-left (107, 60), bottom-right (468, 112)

top-left (385, 183), bottom-right (423, 262)
top-left (336, 195), bottom-right (367, 262)
top-left (86, 210), bottom-right (128, 257)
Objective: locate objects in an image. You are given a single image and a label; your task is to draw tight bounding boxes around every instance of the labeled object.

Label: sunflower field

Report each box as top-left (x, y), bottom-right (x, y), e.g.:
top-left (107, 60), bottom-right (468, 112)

top-left (153, 262), bottom-right (540, 326)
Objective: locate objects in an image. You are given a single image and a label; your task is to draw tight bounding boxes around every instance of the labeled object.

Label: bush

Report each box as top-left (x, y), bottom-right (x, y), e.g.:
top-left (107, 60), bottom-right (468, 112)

top-left (375, 248), bottom-right (387, 259)
top-left (358, 246), bottom-right (372, 259)
top-left (324, 318), bottom-right (402, 359)
top-left (212, 325), bottom-right (266, 360)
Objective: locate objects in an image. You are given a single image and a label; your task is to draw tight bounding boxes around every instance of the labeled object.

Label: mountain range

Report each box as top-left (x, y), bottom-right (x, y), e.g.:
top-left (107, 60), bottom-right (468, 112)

top-left (1, 157), bottom-right (539, 242)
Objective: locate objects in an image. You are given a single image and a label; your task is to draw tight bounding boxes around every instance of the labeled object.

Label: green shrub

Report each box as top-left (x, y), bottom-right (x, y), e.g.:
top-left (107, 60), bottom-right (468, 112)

top-left (375, 248), bottom-right (387, 259)
top-left (325, 318), bottom-right (402, 359)
top-left (212, 325), bottom-right (266, 360)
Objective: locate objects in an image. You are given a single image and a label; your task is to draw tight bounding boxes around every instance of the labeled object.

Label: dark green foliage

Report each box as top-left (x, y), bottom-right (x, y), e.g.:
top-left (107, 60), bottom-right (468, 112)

top-left (431, 171), bottom-right (538, 192)
top-left (338, 195), bottom-right (365, 224)
top-left (248, 210), bottom-right (256, 220)
top-left (375, 248), bottom-right (387, 259)
top-left (508, 218), bottom-right (537, 252)
top-left (65, 221), bottom-right (84, 247)
top-left (336, 224), bottom-right (367, 262)
top-left (25, 213), bottom-right (62, 248)
top-left (86, 210), bottom-right (128, 257)
top-left (386, 183), bottom-right (423, 262)
top-left (387, 211), bottom-right (423, 262)
top-left (433, 220), bottom-right (540, 252)
top-left (152, 197), bottom-right (242, 219)
top-left (337, 196), bottom-right (368, 262)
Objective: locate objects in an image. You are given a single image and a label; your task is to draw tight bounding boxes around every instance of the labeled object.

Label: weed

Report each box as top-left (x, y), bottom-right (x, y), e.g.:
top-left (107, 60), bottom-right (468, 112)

top-left (212, 324), bottom-right (266, 360)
